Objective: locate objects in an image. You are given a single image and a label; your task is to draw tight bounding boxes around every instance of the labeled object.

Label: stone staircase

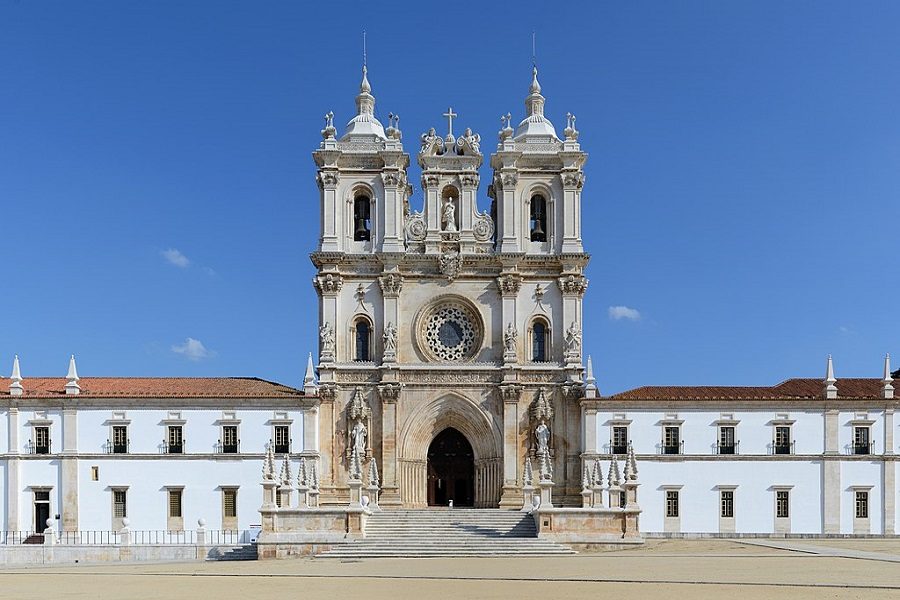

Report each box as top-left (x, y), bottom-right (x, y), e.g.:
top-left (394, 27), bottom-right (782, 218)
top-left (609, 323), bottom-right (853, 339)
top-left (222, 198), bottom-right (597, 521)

top-left (318, 509), bottom-right (575, 558)
top-left (207, 542), bottom-right (258, 561)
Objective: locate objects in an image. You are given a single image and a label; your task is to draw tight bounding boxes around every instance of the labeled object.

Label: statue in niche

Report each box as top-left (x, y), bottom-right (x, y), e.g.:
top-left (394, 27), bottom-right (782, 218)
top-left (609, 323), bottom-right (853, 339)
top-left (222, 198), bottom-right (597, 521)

top-left (383, 322), bottom-right (397, 355)
top-left (565, 321), bottom-right (581, 354)
top-left (442, 197), bottom-right (457, 232)
top-left (320, 321), bottom-right (335, 355)
top-left (535, 421), bottom-right (551, 457)
top-left (504, 323), bottom-right (518, 354)
top-left (350, 419), bottom-right (367, 457)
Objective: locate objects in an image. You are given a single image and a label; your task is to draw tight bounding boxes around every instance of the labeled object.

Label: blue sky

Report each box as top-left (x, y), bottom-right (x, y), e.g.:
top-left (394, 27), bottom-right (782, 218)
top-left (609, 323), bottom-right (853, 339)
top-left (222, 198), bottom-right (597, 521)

top-left (1, 1), bottom-right (897, 393)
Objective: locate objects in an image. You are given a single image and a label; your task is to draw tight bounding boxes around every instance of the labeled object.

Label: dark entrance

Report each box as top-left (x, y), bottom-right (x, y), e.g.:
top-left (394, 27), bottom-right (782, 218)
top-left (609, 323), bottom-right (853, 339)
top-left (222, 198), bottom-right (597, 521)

top-left (427, 428), bottom-right (474, 507)
top-left (34, 490), bottom-right (50, 532)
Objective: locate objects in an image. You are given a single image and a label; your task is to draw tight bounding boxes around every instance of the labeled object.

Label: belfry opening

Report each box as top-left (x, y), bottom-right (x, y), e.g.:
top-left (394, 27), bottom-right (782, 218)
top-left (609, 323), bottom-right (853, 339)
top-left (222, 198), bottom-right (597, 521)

top-left (427, 428), bottom-right (475, 507)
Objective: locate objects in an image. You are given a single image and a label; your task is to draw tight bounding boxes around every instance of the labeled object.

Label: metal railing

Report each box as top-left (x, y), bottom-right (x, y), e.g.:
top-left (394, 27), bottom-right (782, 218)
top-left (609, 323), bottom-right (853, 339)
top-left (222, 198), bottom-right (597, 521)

top-left (162, 441), bottom-right (185, 454)
top-left (852, 441), bottom-right (875, 455)
top-left (26, 440), bottom-right (52, 455)
top-left (660, 441), bottom-right (684, 455)
top-left (215, 440), bottom-right (241, 454)
top-left (0, 529), bottom-right (252, 546)
top-left (105, 439), bottom-right (130, 454)
top-left (770, 441), bottom-right (796, 455)
top-left (715, 441), bottom-right (740, 455)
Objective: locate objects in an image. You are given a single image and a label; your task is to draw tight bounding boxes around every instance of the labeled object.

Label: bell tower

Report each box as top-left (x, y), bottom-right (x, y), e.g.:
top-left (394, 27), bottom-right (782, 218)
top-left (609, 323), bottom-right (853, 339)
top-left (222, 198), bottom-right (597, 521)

top-left (313, 66), bottom-right (411, 255)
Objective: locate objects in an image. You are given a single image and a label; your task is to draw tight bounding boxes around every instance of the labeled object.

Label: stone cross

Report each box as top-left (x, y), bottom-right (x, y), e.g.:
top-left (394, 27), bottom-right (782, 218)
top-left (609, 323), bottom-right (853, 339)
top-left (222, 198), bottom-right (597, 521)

top-left (443, 107), bottom-right (457, 138)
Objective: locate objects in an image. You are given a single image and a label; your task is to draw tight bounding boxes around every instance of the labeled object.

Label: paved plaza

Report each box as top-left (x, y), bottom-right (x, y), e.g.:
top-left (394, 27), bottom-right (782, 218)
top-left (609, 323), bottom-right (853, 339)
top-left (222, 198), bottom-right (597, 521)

top-left (3, 540), bottom-right (900, 599)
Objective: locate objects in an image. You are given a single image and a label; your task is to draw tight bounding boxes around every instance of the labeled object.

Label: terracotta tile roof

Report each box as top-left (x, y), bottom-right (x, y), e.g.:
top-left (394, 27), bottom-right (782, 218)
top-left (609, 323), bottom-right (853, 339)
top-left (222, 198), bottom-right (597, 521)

top-left (1, 377), bottom-right (303, 399)
top-left (609, 378), bottom-right (890, 401)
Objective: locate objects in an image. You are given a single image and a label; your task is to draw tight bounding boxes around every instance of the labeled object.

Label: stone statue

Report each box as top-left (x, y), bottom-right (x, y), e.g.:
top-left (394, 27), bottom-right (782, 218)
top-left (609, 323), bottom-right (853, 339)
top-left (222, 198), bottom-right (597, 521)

top-left (565, 321), bottom-right (581, 354)
top-left (535, 421), bottom-right (551, 457)
top-left (319, 321), bottom-right (335, 355)
top-left (383, 322), bottom-right (397, 354)
top-left (351, 420), bottom-right (367, 456)
top-left (504, 323), bottom-right (518, 354)
top-left (442, 197), bottom-right (457, 232)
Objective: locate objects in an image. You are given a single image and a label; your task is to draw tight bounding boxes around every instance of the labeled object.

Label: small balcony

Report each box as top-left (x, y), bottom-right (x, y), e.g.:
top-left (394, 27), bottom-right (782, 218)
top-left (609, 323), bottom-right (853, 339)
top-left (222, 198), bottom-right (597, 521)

top-left (853, 441), bottom-right (874, 456)
top-left (660, 441), bottom-right (684, 455)
top-left (771, 441), bottom-right (795, 455)
top-left (273, 440), bottom-right (292, 455)
top-left (715, 440), bottom-right (740, 455)
top-left (27, 439), bottom-right (51, 455)
top-left (216, 439), bottom-right (241, 454)
top-left (163, 440), bottom-right (185, 455)
top-left (106, 439), bottom-right (130, 454)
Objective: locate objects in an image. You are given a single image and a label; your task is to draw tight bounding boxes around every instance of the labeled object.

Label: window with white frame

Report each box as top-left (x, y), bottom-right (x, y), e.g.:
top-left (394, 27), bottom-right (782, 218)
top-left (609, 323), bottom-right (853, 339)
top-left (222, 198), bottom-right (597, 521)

top-left (665, 490), bottom-right (680, 518)
top-left (855, 490), bottom-right (869, 519)
top-left (853, 426), bottom-right (871, 455)
top-left (663, 425), bottom-right (681, 455)
top-left (611, 425), bottom-right (629, 455)
top-left (775, 490), bottom-right (790, 518)
top-left (773, 425), bottom-right (793, 455)
top-left (720, 490), bottom-right (734, 518)
top-left (274, 424), bottom-right (291, 454)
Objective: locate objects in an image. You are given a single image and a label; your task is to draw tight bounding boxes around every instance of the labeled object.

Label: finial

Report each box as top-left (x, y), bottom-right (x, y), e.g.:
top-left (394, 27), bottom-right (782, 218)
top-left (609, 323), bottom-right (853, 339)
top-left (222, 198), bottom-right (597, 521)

top-left (824, 354), bottom-right (838, 399)
top-left (360, 64), bottom-right (371, 94)
top-left (532, 31), bottom-right (536, 68)
top-left (530, 66), bottom-right (541, 95)
top-left (65, 354), bottom-right (80, 395)
top-left (591, 459), bottom-right (602, 487)
top-left (442, 107), bottom-right (457, 140)
top-left (882, 353), bottom-right (894, 399)
top-left (368, 458), bottom-right (380, 487)
top-left (303, 352), bottom-right (317, 394)
top-left (297, 457), bottom-right (308, 488)
top-left (9, 355), bottom-right (23, 397)
top-left (363, 30), bottom-right (367, 67)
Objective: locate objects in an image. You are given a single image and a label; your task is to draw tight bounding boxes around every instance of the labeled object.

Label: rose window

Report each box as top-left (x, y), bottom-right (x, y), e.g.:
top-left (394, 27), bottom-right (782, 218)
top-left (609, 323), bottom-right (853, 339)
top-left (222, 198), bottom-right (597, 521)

top-left (421, 302), bottom-right (481, 361)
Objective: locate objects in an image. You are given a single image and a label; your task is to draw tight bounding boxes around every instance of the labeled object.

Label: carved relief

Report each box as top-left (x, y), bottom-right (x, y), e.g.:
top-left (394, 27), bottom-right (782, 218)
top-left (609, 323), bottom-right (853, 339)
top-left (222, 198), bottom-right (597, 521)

top-left (502, 173), bottom-right (518, 187)
top-left (472, 214), bottom-right (494, 242)
top-left (381, 171), bottom-right (402, 186)
top-left (315, 273), bottom-right (344, 295)
top-left (564, 321), bottom-right (582, 363)
top-left (378, 273), bottom-right (403, 296)
top-left (319, 322), bottom-right (335, 362)
top-left (317, 171), bottom-right (339, 188)
top-left (557, 274), bottom-right (588, 296)
top-left (439, 249), bottom-right (462, 281)
top-left (562, 170), bottom-right (585, 188)
top-left (503, 323), bottom-right (518, 363)
top-left (377, 383), bottom-right (401, 402)
top-left (497, 274), bottom-right (522, 296)
top-left (405, 212), bottom-right (427, 242)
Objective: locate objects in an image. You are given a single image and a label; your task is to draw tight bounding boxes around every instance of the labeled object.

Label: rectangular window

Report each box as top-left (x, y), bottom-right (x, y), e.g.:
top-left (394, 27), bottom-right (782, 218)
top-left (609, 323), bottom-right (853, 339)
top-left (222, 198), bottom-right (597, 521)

top-left (720, 490), bottom-right (734, 518)
top-left (113, 490), bottom-right (127, 518)
top-left (611, 426), bottom-right (628, 455)
top-left (222, 425), bottom-right (239, 454)
top-left (718, 426), bottom-right (736, 454)
top-left (853, 427), bottom-right (871, 455)
top-left (774, 426), bottom-right (792, 454)
top-left (663, 426), bottom-right (681, 455)
top-left (665, 490), bottom-right (679, 518)
top-left (274, 425), bottom-right (290, 454)
top-left (168, 489), bottom-right (182, 518)
top-left (112, 425), bottom-right (128, 454)
top-left (223, 489), bottom-right (238, 519)
top-left (167, 426), bottom-right (183, 454)
top-left (776, 490), bottom-right (790, 518)
top-left (34, 426), bottom-right (50, 454)
top-left (91, 466), bottom-right (99, 481)
top-left (855, 491), bottom-right (869, 519)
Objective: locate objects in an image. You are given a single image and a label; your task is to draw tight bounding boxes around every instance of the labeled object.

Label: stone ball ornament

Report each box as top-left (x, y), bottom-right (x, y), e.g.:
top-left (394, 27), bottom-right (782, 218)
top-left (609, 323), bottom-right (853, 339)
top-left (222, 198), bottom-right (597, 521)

top-left (416, 297), bottom-right (484, 362)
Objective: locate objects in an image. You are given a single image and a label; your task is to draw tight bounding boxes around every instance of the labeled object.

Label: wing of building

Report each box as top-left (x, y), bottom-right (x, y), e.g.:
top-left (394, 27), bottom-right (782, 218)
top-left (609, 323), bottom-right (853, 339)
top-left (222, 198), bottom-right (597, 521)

top-left (2, 67), bottom-right (896, 539)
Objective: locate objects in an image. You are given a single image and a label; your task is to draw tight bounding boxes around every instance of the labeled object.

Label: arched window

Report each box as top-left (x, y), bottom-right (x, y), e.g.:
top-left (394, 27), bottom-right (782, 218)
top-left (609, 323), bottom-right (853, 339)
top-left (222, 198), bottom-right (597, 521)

top-left (531, 318), bottom-right (550, 362)
top-left (354, 318), bottom-right (371, 361)
top-left (353, 194), bottom-right (371, 241)
top-left (530, 195), bottom-right (547, 242)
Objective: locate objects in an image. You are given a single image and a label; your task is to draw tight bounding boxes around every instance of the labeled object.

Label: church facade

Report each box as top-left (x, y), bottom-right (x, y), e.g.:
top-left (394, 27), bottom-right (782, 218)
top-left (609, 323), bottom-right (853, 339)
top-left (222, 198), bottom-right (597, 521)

top-left (0, 65), bottom-right (897, 542)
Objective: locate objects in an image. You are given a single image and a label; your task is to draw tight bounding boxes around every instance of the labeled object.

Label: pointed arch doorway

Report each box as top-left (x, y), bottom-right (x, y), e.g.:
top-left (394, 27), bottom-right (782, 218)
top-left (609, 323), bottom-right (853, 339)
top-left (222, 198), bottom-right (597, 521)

top-left (427, 428), bottom-right (474, 507)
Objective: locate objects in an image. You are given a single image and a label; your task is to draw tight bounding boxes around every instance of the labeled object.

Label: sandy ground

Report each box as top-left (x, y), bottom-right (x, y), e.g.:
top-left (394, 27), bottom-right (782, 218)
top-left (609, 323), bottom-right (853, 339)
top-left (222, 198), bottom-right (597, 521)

top-left (3, 540), bottom-right (900, 600)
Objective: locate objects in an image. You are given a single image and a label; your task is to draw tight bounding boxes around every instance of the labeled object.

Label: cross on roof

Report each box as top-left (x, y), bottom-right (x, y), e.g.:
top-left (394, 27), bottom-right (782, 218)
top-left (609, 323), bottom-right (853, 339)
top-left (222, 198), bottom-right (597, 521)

top-left (442, 107), bottom-right (457, 138)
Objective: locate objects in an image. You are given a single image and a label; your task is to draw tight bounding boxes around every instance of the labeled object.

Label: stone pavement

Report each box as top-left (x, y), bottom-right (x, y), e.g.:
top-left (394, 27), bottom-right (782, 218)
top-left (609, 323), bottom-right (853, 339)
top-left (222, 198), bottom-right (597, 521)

top-left (2, 540), bottom-right (900, 600)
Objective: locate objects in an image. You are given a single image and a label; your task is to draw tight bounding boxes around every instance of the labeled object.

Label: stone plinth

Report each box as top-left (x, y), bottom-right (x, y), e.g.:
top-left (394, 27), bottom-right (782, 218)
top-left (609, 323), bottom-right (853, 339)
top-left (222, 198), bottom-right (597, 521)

top-left (532, 506), bottom-right (643, 549)
top-left (257, 506), bottom-right (371, 559)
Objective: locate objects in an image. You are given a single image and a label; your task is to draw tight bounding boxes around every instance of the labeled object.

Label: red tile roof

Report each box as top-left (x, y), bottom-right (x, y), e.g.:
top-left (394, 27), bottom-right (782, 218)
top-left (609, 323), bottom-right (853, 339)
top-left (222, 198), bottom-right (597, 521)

top-left (609, 378), bottom-right (890, 401)
top-left (1, 377), bottom-right (303, 399)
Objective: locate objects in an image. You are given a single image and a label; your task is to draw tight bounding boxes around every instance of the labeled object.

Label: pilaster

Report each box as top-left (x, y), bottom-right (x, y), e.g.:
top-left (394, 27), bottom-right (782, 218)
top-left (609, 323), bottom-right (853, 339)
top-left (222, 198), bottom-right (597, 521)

top-left (498, 384), bottom-right (522, 508)
top-left (61, 407), bottom-right (79, 530)
top-left (7, 405), bottom-right (19, 531)
top-left (377, 383), bottom-right (401, 506)
top-left (302, 401), bottom-right (319, 453)
top-left (379, 168), bottom-right (406, 253)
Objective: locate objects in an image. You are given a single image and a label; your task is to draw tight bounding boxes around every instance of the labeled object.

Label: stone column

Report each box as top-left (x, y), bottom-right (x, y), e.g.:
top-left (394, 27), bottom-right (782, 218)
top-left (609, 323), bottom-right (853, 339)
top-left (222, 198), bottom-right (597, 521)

top-left (316, 170), bottom-right (341, 253)
top-left (560, 170), bottom-right (585, 254)
top-left (497, 274), bottom-right (521, 364)
top-left (422, 174), bottom-right (441, 253)
top-left (378, 274), bottom-right (403, 364)
top-left (7, 405), bottom-right (20, 531)
top-left (317, 385), bottom-right (337, 500)
top-left (496, 170), bottom-right (520, 253)
top-left (61, 407), bottom-right (79, 531)
top-left (582, 404), bottom-right (598, 456)
top-left (377, 383), bottom-right (401, 506)
top-left (458, 173), bottom-right (479, 251)
top-left (302, 402), bottom-right (319, 453)
top-left (314, 273), bottom-right (343, 363)
top-left (379, 168), bottom-right (405, 253)
top-left (823, 408), bottom-right (841, 534)
top-left (498, 384), bottom-right (522, 508)
top-left (884, 408), bottom-right (895, 534)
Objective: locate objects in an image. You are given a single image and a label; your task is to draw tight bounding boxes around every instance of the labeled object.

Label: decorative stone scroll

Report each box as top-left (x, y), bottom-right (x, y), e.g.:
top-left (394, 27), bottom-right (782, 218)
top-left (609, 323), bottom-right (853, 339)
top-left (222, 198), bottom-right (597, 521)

top-left (497, 274), bottom-right (522, 296)
top-left (557, 274), bottom-right (588, 296)
top-left (315, 273), bottom-right (343, 295)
